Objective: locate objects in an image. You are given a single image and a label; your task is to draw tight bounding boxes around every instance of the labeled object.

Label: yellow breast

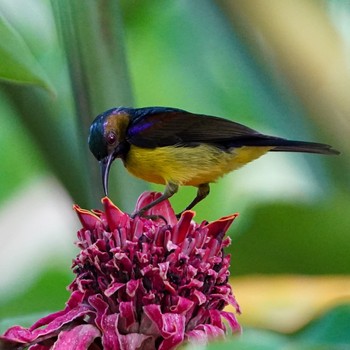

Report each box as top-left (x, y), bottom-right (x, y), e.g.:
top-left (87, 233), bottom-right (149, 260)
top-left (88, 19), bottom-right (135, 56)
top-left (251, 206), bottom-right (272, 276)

top-left (124, 144), bottom-right (272, 186)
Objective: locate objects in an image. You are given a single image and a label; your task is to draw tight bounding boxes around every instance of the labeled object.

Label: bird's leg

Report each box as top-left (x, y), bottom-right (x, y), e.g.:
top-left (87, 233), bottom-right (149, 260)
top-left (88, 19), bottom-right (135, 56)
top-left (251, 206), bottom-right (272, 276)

top-left (176, 183), bottom-right (210, 218)
top-left (131, 182), bottom-right (178, 219)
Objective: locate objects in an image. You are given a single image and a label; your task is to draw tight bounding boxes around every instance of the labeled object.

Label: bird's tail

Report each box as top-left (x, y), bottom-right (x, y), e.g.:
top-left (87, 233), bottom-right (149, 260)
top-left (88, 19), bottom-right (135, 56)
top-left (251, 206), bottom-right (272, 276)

top-left (228, 136), bottom-right (339, 155)
top-left (270, 140), bottom-right (339, 155)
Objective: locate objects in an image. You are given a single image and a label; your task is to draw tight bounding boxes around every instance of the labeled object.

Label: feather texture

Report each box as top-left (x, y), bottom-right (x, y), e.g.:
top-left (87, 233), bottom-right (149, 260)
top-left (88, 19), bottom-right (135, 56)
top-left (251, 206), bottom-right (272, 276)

top-left (126, 107), bottom-right (339, 155)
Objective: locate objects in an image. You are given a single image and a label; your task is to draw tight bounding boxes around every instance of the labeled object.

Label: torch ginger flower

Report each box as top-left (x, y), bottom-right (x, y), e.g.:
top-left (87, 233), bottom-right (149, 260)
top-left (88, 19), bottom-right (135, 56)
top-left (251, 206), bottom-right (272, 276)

top-left (0, 192), bottom-right (240, 349)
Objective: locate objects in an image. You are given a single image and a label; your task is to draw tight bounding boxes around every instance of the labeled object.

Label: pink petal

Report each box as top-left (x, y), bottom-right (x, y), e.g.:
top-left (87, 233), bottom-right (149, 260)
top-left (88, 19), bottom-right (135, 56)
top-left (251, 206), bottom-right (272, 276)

top-left (100, 314), bottom-right (120, 350)
top-left (221, 311), bottom-right (241, 333)
top-left (159, 330), bottom-right (184, 350)
top-left (29, 345), bottom-right (51, 350)
top-left (1, 302), bottom-right (92, 345)
top-left (134, 192), bottom-right (177, 225)
top-left (104, 281), bottom-right (125, 297)
top-left (52, 324), bottom-right (100, 350)
top-left (186, 324), bottom-right (225, 344)
top-left (130, 218), bottom-right (145, 241)
top-left (143, 305), bottom-right (185, 350)
top-left (102, 197), bottom-right (129, 231)
top-left (208, 310), bottom-right (224, 329)
top-left (88, 295), bottom-right (108, 329)
top-left (139, 310), bottom-right (160, 336)
top-left (32, 306), bottom-right (93, 340)
top-left (173, 211), bottom-right (195, 244)
top-left (169, 296), bottom-right (194, 316)
top-left (90, 296), bottom-right (155, 350)
top-left (73, 205), bottom-right (101, 231)
top-left (126, 279), bottom-right (140, 297)
top-left (118, 333), bottom-right (155, 350)
top-left (205, 213), bottom-right (238, 238)
top-left (202, 240), bottom-right (220, 262)
top-left (158, 262), bottom-right (170, 280)
top-left (1, 192), bottom-right (240, 350)
top-left (166, 240), bottom-right (178, 252)
top-left (119, 302), bottom-right (138, 332)
top-left (228, 294), bottom-right (241, 314)
top-left (2, 326), bottom-right (35, 342)
top-left (192, 289), bottom-right (207, 305)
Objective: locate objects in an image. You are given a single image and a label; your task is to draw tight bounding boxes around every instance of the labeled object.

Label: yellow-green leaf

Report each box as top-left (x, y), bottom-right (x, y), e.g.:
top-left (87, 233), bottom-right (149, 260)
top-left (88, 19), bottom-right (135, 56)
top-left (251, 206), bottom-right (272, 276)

top-left (0, 14), bottom-right (54, 93)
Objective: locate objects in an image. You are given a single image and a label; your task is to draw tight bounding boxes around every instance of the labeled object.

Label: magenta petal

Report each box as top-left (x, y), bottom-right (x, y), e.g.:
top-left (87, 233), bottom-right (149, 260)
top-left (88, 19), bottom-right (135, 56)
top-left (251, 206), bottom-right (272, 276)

top-left (126, 279), bottom-right (140, 297)
top-left (143, 305), bottom-right (170, 336)
top-left (0, 326), bottom-right (33, 345)
top-left (221, 311), bottom-right (241, 333)
top-left (52, 324), bottom-right (100, 350)
top-left (88, 294), bottom-right (108, 329)
top-left (104, 281), bottom-right (124, 297)
top-left (143, 305), bottom-right (185, 350)
top-left (119, 302), bottom-right (138, 333)
top-left (102, 197), bottom-right (129, 231)
top-left (192, 289), bottom-right (207, 305)
top-left (100, 314), bottom-right (120, 350)
top-left (169, 296), bottom-right (194, 315)
top-left (29, 344), bottom-right (50, 350)
top-left (134, 192), bottom-right (177, 225)
top-left (139, 310), bottom-right (160, 336)
top-left (206, 213), bottom-right (238, 238)
top-left (187, 324), bottom-right (225, 344)
top-left (2, 191), bottom-right (240, 350)
top-left (31, 306), bottom-right (93, 339)
top-left (208, 310), bottom-right (224, 329)
top-left (118, 333), bottom-right (155, 350)
top-left (73, 205), bottom-right (101, 231)
top-left (173, 211), bottom-right (195, 244)
top-left (158, 315), bottom-right (185, 350)
top-left (1, 303), bottom-right (92, 346)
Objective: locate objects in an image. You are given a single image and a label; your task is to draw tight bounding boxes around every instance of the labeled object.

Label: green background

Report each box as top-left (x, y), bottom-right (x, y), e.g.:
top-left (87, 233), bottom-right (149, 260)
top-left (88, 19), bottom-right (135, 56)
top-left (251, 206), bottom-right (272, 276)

top-left (0, 0), bottom-right (349, 348)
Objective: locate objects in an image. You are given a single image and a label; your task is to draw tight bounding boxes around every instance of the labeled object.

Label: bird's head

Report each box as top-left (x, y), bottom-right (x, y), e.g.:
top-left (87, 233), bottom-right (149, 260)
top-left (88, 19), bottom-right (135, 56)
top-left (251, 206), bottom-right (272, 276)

top-left (88, 107), bottom-right (132, 196)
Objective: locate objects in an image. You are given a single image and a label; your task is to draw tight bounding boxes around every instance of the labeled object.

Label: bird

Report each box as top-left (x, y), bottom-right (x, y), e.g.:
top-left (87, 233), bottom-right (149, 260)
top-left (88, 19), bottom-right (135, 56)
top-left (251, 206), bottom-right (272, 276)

top-left (88, 106), bottom-right (339, 218)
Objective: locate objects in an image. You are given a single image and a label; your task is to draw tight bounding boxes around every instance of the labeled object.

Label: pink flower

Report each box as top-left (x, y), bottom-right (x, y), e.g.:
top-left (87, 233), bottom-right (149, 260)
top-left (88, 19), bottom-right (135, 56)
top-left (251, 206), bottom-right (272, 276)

top-left (0, 192), bottom-right (240, 350)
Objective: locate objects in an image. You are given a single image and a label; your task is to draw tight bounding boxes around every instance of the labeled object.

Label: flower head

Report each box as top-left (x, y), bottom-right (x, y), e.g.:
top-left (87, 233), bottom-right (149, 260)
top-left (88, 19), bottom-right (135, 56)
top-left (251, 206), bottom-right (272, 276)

top-left (0, 192), bottom-right (240, 350)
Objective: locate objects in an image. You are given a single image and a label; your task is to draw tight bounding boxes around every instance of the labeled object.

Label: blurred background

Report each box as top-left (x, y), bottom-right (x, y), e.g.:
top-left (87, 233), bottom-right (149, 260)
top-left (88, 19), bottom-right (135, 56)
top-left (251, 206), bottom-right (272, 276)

top-left (0, 0), bottom-right (349, 348)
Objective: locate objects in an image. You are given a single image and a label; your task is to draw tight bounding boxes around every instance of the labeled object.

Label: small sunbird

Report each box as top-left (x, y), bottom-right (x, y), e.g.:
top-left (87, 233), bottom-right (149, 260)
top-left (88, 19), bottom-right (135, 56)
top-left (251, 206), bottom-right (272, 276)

top-left (88, 106), bottom-right (339, 217)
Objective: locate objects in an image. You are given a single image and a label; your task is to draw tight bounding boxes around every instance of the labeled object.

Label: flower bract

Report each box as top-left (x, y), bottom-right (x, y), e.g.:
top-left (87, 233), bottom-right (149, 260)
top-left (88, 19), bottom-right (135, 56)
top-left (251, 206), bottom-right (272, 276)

top-left (0, 192), bottom-right (240, 350)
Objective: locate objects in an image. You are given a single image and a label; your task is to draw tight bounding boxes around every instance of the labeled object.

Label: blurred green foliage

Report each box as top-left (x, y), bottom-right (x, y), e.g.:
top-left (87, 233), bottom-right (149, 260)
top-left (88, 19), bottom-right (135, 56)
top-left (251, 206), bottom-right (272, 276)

top-left (0, 0), bottom-right (349, 346)
top-left (201, 304), bottom-right (350, 349)
top-left (0, 268), bottom-right (71, 320)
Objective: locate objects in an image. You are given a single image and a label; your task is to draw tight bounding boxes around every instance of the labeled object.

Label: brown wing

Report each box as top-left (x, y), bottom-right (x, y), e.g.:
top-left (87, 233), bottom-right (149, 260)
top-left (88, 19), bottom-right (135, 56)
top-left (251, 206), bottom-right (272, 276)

top-left (126, 108), bottom-right (262, 148)
top-left (126, 107), bottom-right (339, 155)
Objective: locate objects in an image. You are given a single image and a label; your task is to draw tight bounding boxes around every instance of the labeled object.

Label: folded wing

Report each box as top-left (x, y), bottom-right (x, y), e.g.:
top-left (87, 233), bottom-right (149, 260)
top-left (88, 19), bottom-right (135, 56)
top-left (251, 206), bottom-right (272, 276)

top-left (127, 108), bottom-right (339, 155)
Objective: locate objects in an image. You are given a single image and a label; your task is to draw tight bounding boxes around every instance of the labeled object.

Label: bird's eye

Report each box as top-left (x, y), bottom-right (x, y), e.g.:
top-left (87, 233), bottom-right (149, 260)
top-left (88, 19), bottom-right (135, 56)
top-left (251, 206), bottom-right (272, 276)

top-left (106, 132), bottom-right (117, 145)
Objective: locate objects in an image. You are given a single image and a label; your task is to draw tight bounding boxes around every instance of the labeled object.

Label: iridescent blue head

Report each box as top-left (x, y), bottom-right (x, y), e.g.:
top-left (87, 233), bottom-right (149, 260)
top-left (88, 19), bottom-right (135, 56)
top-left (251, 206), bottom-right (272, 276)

top-left (88, 107), bottom-right (132, 195)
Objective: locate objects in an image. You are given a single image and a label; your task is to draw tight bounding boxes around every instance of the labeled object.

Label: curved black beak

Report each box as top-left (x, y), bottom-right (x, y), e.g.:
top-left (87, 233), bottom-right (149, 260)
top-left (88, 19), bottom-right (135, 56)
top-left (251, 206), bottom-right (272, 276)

top-left (100, 153), bottom-right (114, 196)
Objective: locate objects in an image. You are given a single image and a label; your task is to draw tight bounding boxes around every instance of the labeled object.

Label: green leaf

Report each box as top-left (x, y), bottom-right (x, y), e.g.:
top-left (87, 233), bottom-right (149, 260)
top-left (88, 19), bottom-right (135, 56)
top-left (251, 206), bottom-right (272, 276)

top-left (0, 312), bottom-right (48, 334)
top-left (204, 329), bottom-right (288, 350)
top-left (230, 194), bottom-right (350, 274)
top-left (184, 317), bottom-right (350, 350)
top-left (0, 93), bottom-right (45, 205)
top-left (294, 304), bottom-right (350, 347)
top-left (0, 14), bottom-right (54, 93)
top-left (0, 267), bottom-right (72, 324)
top-left (50, 0), bottom-right (142, 211)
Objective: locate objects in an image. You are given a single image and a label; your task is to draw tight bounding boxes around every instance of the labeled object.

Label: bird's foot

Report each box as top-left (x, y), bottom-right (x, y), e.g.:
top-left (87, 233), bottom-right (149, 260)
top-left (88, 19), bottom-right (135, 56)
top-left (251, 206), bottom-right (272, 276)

top-left (130, 210), bottom-right (168, 224)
